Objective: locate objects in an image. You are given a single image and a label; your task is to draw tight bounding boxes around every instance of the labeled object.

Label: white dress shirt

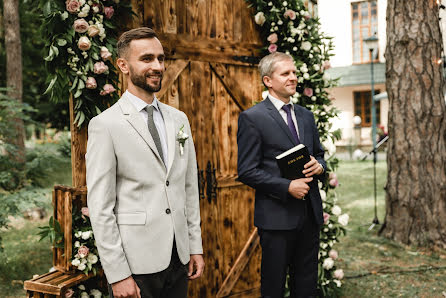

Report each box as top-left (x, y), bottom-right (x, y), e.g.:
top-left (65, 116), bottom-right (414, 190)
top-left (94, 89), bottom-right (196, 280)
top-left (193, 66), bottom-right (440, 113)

top-left (268, 93), bottom-right (300, 139)
top-left (126, 90), bottom-right (168, 165)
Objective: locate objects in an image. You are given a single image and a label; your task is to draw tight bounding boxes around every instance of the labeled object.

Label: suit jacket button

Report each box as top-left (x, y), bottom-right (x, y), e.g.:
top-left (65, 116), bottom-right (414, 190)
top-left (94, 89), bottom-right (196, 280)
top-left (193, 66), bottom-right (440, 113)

top-left (166, 180), bottom-right (169, 186)
top-left (166, 208), bottom-right (171, 214)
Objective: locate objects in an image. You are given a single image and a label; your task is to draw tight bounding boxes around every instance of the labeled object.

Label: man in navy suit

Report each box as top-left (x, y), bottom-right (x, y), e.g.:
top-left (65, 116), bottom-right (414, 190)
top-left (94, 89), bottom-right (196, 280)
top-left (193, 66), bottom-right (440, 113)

top-left (237, 52), bottom-right (326, 298)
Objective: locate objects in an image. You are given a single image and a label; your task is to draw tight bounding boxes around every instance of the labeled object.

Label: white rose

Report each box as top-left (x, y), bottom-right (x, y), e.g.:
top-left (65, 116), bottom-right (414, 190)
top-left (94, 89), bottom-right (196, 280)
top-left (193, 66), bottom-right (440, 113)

top-left (61, 11), bottom-right (69, 20)
top-left (301, 41), bottom-right (312, 51)
top-left (334, 279), bottom-right (342, 287)
top-left (338, 214), bottom-right (350, 226)
top-left (268, 2), bottom-right (273, 6)
top-left (74, 241), bottom-right (80, 248)
top-left (88, 253), bottom-right (98, 264)
top-left (78, 285), bottom-right (86, 290)
top-left (71, 258), bottom-right (81, 267)
top-left (79, 0), bottom-right (85, 5)
top-left (77, 263), bottom-right (86, 271)
top-left (80, 292), bottom-right (89, 298)
top-left (320, 189), bottom-right (326, 201)
top-left (323, 258), bottom-right (334, 270)
top-left (81, 231), bottom-right (92, 240)
top-left (90, 289), bottom-right (102, 298)
top-left (331, 205), bottom-right (342, 216)
top-left (313, 64), bottom-right (320, 71)
top-left (293, 46), bottom-right (297, 51)
top-left (303, 73), bottom-right (310, 80)
top-left (92, 6), bottom-right (99, 13)
top-left (322, 137), bottom-right (336, 158)
top-left (254, 12), bottom-right (266, 26)
top-left (277, 20), bottom-right (283, 25)
top-left (334, 269), bottom-right (344, 279)
top-left (328, 223), bottom-right (333, 228)
top-left (283, 1), bottom-right (288, 6)
top-left (323, 228), bottom-right (329, 232)
top-left (311, 96), bottom-right (316, 101)
top-left (75, 231), bottom-right (82, 238)
top-left (78, 11), bottom-right (88, 17)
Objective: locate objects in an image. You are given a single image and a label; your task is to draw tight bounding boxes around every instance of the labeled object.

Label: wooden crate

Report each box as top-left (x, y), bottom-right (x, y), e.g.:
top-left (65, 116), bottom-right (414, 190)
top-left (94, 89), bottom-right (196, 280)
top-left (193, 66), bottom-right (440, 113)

top-left (24, 270), bottom-right (92, 297)
top-left (52, 185), bottom-right (88, 272)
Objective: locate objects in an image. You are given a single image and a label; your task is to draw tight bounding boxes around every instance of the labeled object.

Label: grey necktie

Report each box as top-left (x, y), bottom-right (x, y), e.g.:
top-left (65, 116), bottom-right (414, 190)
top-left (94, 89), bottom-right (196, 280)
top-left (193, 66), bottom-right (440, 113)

top-left (145, 105), bottom-right (165, 164)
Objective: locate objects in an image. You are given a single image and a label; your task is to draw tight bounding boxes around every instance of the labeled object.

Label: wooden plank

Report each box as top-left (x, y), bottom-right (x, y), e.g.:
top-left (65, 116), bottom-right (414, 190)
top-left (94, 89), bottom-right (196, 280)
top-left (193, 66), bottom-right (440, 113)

top-left (69, 95), bottom-right (88, 188)
top-left (216, 176), bottom-right (243, 188)
top-left (175, 0), bottom-right (186, 34)
top-left (210, 63), bottom-right (252, 111)
top-left (233, 0), bottom-right (243, 42)
top-left (161, 0), bottom-right (177, 34)
top-left (227, 286), bottom-right (261, 298)
top-left (217, 228), bottom-right (260, 297)
top-left (64, 191), bottom-right (73, 271)
top-left (158, 33), bottom-right (262, 66)
top-left (130, 0), bottom-right (144, 28)
top-left (156, 59), bottom-right (189, 99)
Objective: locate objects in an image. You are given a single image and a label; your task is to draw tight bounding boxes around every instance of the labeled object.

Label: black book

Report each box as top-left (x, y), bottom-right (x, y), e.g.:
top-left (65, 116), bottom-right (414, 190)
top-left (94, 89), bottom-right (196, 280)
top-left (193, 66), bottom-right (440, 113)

top-left (275, 144), bottom-right (311, 180)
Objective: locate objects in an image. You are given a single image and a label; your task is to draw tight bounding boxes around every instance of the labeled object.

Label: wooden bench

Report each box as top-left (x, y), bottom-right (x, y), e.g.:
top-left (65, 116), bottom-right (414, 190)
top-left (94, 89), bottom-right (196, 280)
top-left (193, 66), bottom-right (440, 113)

top-left (24, 270), bottom-right (92, 297)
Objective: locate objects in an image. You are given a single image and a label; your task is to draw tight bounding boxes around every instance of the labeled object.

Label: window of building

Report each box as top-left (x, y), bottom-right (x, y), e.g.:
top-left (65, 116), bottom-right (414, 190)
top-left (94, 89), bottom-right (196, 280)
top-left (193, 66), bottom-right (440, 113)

top-left (354, 90), bottom-right (380, 127)
top-left (352, 1), bottom-right (378, 63)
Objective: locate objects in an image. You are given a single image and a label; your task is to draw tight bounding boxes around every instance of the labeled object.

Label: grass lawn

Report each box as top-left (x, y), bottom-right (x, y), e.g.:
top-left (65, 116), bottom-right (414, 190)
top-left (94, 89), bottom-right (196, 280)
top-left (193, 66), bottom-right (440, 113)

top-left (0, 143), bottom-right (72, 297)
top-left (335, 160), bottom-right (446, 298)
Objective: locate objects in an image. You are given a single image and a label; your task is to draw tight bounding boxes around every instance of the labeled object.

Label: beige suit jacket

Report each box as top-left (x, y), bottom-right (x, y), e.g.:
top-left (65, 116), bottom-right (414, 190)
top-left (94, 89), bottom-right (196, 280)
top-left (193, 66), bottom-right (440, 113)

top-left (86, 93), bottom-right (203, 284)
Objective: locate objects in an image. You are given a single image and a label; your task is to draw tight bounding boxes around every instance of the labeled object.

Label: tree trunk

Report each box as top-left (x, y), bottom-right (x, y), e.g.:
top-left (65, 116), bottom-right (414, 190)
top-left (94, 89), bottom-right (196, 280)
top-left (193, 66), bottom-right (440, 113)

top-left (381, 0), bottom-right (446, 248)
top-left (3, 0), bottom-right (25, 163)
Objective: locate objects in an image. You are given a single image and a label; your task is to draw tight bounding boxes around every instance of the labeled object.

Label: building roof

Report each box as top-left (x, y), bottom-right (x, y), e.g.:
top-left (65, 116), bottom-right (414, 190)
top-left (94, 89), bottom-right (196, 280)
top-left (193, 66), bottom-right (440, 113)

top-left (326, 63), bottom-right (386, 87)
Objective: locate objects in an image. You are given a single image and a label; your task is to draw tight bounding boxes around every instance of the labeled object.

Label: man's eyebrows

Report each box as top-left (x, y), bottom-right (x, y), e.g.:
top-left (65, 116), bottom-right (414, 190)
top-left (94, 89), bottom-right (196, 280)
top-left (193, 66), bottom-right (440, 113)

top-left (139, 53), bottom-right (165, 59)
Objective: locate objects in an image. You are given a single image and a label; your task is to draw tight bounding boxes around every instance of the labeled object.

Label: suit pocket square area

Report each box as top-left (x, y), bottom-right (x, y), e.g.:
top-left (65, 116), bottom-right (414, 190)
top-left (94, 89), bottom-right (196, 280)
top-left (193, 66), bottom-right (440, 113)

top-left (116, 212), bottom-right (146, 225)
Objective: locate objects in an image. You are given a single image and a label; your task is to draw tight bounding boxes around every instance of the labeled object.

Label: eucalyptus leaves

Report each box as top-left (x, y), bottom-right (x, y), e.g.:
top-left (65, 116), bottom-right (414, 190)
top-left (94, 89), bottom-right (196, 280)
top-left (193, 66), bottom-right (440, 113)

top-left (40, 0), bottom-right (131, 128)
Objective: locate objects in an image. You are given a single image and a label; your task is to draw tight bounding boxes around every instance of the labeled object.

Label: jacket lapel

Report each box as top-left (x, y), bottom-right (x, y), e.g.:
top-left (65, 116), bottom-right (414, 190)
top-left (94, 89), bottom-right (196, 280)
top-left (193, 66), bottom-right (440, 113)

top-left (264, 97), bottom-right (297, 145)
top-left (159, 103), bottom-right (176, 176)
top-left (293, 105), bottom-right (306, 145)
top-left (118, 94), bottom-right (165, 166)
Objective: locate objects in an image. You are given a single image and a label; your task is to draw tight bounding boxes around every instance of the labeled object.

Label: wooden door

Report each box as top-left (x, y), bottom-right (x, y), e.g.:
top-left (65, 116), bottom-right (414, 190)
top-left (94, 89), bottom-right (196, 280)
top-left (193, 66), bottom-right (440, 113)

top-left (129, 1), bottom-right (264, 297)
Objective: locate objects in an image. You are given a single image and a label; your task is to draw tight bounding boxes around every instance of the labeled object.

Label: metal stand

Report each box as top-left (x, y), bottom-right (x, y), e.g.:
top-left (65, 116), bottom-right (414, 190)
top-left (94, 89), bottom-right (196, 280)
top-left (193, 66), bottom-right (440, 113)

top-left (362, 135), bottom-right (389, 230)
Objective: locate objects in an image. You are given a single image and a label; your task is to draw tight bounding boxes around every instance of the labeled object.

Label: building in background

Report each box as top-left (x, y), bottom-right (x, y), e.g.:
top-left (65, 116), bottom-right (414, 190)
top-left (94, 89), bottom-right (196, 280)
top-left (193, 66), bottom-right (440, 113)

top-left (318, 0), bottom-right (388, 148)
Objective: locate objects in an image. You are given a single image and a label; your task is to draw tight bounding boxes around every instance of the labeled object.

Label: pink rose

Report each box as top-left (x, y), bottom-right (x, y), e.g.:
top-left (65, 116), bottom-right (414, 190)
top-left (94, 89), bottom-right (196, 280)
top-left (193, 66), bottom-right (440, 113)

top-left (329, 249), bottom-right (338, 260)
top-left (78, 245), bottom-right (89, 258)
top-left (104, 6), bottom-right (115, 19)
top-left (283, 9), bottom-right (296, 20)
top-left (267, 33), bottom-right (278, 44)
top-left (65, 288), bottom-right (75, 298)
top-left (85, 77), bottom-right (97, 89)
top-left (73, 18), bottom-right (89, 33)
top-left (100, 83), bottom-right (116, 96)
top-left (322, 60), bottom-right (331, 70)
top-left (334, 269), bottom-right (344, 280)
top-left (100, 46), bottom-right (112, 61)
top-left (268, 44), bottom-right (278, 53)
top-left (93, 61), bottom-right (109, 74)
top-left (66, 0), bottom-right (80, 14)
top-left (81, 207), bottom-right (90, 217)
top-left (329, 178), bottom-right (339, 188)
top-left (88, 25), bottom-right (100, 37)
top-left (303, 87), bottom-right (313, 97)
top-left (77, 36), bottom-right (91, 51)
top-left (329, 172), bottom-right (337, 180)
top-left (323, 212), bottom-right (330, 224)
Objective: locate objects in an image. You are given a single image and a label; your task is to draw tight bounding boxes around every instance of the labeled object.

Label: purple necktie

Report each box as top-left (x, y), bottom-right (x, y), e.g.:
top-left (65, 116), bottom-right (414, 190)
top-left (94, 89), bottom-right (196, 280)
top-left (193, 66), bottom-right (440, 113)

top-left (282, 104), bottom-right (301, 144)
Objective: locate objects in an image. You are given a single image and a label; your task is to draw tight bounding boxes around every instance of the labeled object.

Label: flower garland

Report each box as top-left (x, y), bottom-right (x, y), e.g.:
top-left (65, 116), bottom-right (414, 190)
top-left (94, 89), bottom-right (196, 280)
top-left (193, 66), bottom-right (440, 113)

top-left (247, 0), bottom-right (347, 296)
top-left (71, 206), bottom-right (101, 275)
top-left (40, 0), bottom-right (132, 128)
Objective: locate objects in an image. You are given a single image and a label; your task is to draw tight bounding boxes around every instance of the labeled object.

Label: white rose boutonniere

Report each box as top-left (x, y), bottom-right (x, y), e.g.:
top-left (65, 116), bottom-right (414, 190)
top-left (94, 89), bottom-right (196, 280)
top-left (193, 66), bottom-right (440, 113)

top-left (177, 125), bottom-right (189, 156)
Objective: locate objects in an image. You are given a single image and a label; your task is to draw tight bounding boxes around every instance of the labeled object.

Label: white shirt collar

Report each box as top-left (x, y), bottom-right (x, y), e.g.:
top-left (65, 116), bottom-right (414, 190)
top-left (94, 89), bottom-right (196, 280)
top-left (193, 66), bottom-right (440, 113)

top-left (125, 90), bottom-right (160, 113)
top-left (267, 92), bottom-right (293, 111)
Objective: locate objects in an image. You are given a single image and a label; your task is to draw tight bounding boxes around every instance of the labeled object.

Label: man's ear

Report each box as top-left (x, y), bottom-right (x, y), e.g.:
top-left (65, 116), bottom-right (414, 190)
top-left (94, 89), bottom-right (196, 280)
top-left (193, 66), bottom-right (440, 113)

top-left (117, 58), bottom-right (129, 75)
top-left (263, 76), bottom-right (272, 88)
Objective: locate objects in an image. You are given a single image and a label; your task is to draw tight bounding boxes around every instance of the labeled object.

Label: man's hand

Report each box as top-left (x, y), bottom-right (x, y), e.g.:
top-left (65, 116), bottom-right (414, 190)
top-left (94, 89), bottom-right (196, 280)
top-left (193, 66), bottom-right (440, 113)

top-left (288, 177), bottom-right (313, 199)
top-left (188, 254), bottom-right (205, 280)
top-left (302, 156), bottom-right (323, 177)
top-left (112, 276), bottom-right (141, 298)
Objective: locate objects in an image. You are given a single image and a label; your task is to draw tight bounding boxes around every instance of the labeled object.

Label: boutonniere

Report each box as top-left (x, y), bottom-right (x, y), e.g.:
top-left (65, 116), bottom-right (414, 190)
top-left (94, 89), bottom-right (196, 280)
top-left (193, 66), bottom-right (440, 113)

top-left (176, 125), bottom-right (189, 156)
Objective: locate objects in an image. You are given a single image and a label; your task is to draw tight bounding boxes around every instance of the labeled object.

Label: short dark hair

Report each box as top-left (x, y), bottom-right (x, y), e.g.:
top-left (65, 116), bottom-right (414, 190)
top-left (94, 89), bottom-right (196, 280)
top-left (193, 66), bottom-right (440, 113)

top-left (117, 27), bottom-right (158, 58)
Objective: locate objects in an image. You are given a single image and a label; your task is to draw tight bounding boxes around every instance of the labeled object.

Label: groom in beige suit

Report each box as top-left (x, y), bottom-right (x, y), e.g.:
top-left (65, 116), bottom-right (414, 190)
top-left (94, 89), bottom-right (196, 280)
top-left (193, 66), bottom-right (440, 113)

top-left (86, 27), bottom-right (204, 298)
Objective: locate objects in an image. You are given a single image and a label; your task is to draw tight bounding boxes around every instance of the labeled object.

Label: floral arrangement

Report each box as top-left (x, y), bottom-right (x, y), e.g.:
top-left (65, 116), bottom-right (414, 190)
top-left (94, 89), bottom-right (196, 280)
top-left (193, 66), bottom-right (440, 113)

top-left (64, 276), bottom-right (107, 297)
top-left (71, 206), bottom-right (101, 275)
top-left (39, 0), bottom-right (132, 128)
top-left (246, 0), bottom-right (347, 296)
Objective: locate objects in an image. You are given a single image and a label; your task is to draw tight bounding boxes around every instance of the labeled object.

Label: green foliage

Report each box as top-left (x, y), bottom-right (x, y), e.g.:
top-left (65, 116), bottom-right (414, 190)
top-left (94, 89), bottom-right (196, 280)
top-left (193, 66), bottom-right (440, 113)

top-left (57, 133), bottom-right (72, 158)
top-left (37, 216), bottom-right (64, 248)
top-left (39, 0), bottom-right (132, 128)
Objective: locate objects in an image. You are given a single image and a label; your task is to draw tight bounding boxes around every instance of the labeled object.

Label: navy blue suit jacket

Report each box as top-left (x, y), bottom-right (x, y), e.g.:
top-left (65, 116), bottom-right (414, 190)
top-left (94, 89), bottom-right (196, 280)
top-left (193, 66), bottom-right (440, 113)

top-left (237, 97), bottom-right (326, 230)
